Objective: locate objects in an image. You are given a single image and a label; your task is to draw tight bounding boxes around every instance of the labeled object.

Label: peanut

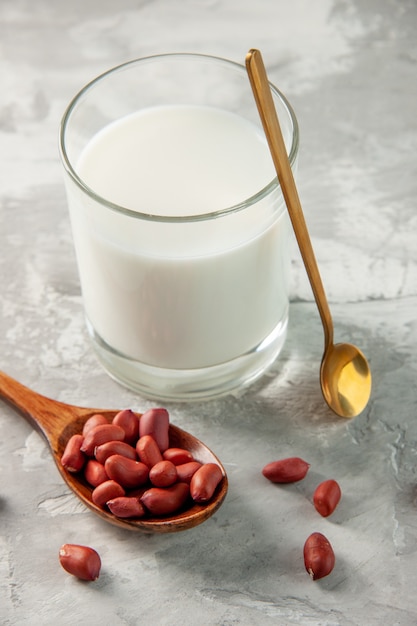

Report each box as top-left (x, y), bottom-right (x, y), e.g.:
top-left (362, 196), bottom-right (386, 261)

top-left (303, 532), bottom-right (335, 580)
top-left (104, 454), bottom-right (149, 489)
top-left (84, 459), bottom-right (108, 487)
top-left (106, 496), bottom-right (146, 519)
top-left (59, 544), bottom-right (101, 581)
top-left (162, 447), bottom-right (194, 465)
top-left (313, 479), bottom-right (341, 517)
top-left (95, 440), bottom-right (137, 465)
top-left (82, 413), bottom-right (108, 436)
top-left (141, 482), bottom-right (190, 515)
top-left (190, 463), bottom-right (223, 503)
top-left (112, 409), bottom-right (139, 444)
top-left (176, 461), bottom-right (203, 484)
top-left (136, 434), bottom-right (163, 468)
top-left (81, 423), bottom-right (125, 457)
top-left (139, 408), bottom-right (169, 452)
top-left (262, 457), bottom-right (310, 483)
top-left (92, 479), bottom-right (125, 508)
top-left (149, 460), bottom-right (178, 487)
top-left (61, 434), bottom-right (85, 473)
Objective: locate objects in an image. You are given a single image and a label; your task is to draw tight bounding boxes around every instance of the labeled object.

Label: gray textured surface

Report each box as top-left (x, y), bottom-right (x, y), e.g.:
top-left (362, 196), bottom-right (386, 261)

top-left (1, 1), bottom-right (416, 624)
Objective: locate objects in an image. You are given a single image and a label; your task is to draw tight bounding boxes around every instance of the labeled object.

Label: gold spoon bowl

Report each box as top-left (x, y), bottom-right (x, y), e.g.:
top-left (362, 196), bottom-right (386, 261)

top-left (320, 342), bottom-right (371, 418)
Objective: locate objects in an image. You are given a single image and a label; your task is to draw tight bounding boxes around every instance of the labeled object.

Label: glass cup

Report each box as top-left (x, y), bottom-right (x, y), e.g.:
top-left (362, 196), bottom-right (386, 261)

top-left (59, 53), bottom-right (299, 401)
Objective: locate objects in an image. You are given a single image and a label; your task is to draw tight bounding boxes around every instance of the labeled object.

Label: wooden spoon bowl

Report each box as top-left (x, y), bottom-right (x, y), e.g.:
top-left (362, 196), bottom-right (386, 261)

top-left (0, 371), bottom-right (228, 532)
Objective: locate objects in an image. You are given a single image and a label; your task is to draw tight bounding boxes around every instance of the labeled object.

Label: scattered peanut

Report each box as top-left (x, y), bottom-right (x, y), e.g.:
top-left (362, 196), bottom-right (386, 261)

top-left (59, 544), bottom-right (101, 581)
top-left (303, 532), bottom-right (335, 580)
top-left (262, 457), bottom-right (310, 483)
top-left (313, 479), bottom-right (342, 517)
top-left (261, 456), bottom-right (345, 578)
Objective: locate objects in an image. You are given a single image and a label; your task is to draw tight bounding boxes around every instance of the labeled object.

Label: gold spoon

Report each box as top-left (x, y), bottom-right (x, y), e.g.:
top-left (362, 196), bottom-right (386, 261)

top-left (246, 48), bottom-right (372, 418)
top-left (0, 370), bottom-right (227, 531)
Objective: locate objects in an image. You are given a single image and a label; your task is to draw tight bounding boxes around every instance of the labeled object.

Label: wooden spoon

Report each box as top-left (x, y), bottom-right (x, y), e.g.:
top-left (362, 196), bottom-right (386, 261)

top-left (0, 370), bottom-right (228, 532)
top-left (246, 48), bottom-right (372, 418)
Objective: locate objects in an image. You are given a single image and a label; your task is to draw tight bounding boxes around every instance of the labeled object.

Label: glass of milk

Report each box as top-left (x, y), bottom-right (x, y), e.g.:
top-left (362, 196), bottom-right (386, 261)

top-left (59, 53), bottom-right (299, 400)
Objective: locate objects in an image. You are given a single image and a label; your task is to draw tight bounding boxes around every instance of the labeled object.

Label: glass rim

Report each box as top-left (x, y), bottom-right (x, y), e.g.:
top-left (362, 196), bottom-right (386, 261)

top-left (59, 52), bottom-right (299, 224)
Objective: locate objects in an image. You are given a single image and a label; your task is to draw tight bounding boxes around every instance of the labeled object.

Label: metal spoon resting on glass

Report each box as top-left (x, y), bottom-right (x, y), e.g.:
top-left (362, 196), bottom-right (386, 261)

top-left (246, 48), bottom-right (371, 418)
top-left (0, 370), bottom-right (227, 532)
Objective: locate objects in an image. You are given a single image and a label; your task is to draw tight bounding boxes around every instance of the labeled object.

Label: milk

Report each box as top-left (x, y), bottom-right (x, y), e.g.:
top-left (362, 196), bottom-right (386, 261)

top-left (67, 105), bottom-right (290, 371)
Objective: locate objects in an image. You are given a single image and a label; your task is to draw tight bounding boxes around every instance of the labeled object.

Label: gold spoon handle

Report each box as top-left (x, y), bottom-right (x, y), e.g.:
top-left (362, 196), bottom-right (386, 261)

top-left (246, 49), bottom-right (334, 350)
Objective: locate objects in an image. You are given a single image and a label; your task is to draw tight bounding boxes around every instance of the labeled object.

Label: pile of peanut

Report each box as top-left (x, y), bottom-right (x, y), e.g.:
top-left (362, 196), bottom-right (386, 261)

top-left (262, 456), bottom-right (341, 580)
top-left (61, 407), bottom-right (223, 519)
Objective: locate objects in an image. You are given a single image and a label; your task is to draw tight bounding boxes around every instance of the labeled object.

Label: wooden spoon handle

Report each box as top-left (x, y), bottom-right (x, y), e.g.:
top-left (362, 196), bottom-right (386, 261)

top-left (0, 370), bottom-right (83, 445)
top-left (246, 48), bottom-right (334, 350)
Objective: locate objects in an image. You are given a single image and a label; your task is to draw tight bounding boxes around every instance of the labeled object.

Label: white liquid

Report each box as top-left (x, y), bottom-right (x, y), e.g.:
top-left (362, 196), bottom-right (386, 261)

top-left (68, 105), bottom-right (290, 369)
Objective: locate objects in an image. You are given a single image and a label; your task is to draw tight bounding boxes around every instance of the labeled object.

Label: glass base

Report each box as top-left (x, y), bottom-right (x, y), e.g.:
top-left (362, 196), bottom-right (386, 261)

top-left (87, 313), bottom-right (288, 402)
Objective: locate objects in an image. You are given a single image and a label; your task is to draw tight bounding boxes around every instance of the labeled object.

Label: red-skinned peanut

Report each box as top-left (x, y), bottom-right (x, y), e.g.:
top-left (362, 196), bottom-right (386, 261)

top-left (81, 424), bottom-right (125, 456)
top-left (149, 460), bottom-right (178, 487)
top-left (59, 544), bottom-right (101, 581)
top-left (112, 409), bottom-right (139, 444)
top-left (190, 463), bottom-right (223, 503)
top-left (61, 434), bottom-right (85, 473)
top-left (162, 447), bottom-right (194, 465)
top-left (304, 532), bottom-right (335, 580)
top-left (106, 496), bottom-right (146, 519)
top-left (262, 457), bottom-right (310, 483)
top-left (136, 434), bottom-right (163, 468)
top-left (82, 413), bottom-right (108, 436)
top-left (104, 455), bottom-right (149, 489)
top-left (92, 479), bottom-right (125, 508)
top-left (139, 408), bottom-right (169, 452)
top-left (84, 459), bottom-right (108, 487)
top-left (141, 482), bottom-right (190, 515)
top-left (95, 440), bottom-right (137, 465)
top-left (313, 479), bottom-right (342, 517)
